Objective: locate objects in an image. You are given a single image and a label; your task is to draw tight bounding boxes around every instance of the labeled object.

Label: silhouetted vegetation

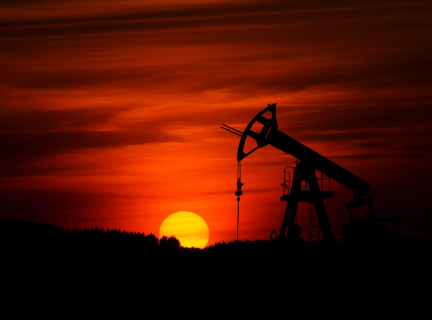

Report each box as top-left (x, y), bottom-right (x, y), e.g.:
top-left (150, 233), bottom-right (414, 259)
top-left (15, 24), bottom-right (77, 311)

top-left (0, 218), bottom-right (160, 259)
top-left (1, 217), bottom-right (431, 280)
top-left (159, 235), bottom-right (180, 248)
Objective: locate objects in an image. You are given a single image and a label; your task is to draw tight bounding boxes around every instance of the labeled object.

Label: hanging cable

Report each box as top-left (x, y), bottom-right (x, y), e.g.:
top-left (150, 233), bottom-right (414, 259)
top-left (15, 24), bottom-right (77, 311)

top-left (235, 161), bottom-right (243, 241)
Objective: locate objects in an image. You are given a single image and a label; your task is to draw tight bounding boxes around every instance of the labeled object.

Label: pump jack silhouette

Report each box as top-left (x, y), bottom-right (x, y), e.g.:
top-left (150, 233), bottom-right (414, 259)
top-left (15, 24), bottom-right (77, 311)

top-left (222, 104), bottom-right (397, 245)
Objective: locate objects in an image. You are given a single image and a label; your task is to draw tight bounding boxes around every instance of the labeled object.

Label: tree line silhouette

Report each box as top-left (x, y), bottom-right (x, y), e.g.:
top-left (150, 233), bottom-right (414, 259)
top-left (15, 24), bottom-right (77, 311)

top-left (0, 218), bottom-right (182, 259)
top-left (1, 217), bottom-right (431, 264)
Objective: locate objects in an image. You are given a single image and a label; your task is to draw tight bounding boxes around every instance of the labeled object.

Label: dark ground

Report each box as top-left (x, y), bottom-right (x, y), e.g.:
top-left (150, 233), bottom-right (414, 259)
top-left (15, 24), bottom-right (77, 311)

top-left (1, 218), bottom-right (431, 303)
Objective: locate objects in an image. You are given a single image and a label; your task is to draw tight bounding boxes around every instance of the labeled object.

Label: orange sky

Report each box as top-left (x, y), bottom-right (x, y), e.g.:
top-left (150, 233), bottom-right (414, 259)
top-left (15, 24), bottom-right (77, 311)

top-left (1, 0), bottom-right (432, 244)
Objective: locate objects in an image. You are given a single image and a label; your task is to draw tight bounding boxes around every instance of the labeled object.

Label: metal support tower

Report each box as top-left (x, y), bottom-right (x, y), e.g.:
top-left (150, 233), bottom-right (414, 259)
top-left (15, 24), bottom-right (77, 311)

top-left (279, 161), bottom-right (334, 244)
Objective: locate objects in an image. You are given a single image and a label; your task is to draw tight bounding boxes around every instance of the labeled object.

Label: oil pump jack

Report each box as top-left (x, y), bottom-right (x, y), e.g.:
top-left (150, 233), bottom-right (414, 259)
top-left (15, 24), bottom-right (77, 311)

top-left (222, 103), bottom-right (397, 245)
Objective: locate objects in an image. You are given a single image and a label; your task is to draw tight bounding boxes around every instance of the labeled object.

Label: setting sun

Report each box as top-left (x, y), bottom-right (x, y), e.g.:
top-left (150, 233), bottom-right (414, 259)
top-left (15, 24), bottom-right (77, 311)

top-left (159, 211), bottom-right (209, 248)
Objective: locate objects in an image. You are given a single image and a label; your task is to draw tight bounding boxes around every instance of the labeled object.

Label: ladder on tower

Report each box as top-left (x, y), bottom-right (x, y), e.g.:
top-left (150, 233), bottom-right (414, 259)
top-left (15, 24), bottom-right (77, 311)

top-left (310, 202), bottom-right (322, 243)
top-left (301, 179), bottom-right (322, 243)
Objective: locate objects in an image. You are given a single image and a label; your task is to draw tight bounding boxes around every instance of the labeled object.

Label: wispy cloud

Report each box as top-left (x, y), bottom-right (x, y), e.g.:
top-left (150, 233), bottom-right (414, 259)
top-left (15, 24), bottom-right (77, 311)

top-left (1, 0), bottom-right (431, 240)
